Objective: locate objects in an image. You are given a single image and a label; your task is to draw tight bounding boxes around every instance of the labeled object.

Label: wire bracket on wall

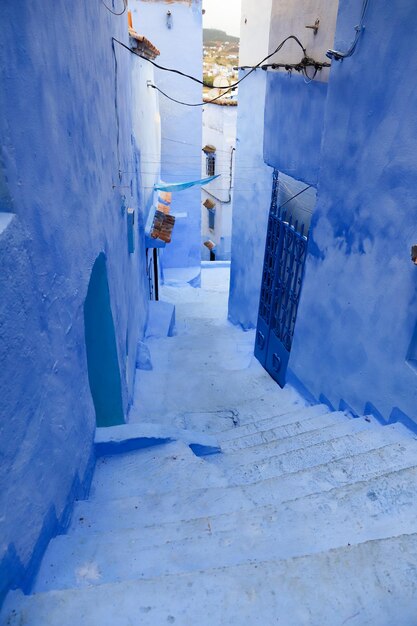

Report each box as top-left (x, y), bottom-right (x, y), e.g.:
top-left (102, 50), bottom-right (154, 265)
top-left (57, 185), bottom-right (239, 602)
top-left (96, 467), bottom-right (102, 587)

top-left (305, 19), bottom-right (320, 35)
top-left (236, 56), bottom-right (330, 80)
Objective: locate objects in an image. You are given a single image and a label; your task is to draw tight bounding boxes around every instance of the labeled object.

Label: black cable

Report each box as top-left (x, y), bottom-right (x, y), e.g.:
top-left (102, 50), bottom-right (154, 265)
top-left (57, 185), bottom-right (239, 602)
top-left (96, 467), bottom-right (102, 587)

top-left (243, 59), bottom-right (330, 72)
top-left (112, 34), bottom-right (321, 107)
top-left (142, 35), bottom-right (307, 90)
top-left (326, 0), bottom-right (369, 60)
top-left (113, 38), bottom-right (225, 105)
top-left (112, 35), bottom-right (307, 91)
top-left (302, 66), bottom-right (318, 84)
top-left (101, 0), bottom-right (127, 16)
top-left (149, 83), bottom-right (235, 107)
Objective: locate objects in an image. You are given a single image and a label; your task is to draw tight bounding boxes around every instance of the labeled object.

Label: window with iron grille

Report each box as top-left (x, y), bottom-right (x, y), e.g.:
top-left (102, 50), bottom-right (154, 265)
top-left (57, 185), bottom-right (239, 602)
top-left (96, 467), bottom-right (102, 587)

top-left (206, 153), bottom-right (216, 176)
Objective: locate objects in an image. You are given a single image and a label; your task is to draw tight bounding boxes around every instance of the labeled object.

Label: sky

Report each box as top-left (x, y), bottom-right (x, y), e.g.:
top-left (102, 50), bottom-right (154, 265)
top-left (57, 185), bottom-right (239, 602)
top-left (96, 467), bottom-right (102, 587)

top-left (202, 0), bottom-right (242, 37)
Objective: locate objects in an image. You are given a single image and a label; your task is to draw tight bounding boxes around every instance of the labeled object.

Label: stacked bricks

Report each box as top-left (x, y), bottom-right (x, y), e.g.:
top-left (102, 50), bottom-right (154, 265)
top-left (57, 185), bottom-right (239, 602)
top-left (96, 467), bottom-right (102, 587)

top-left (151, 211), bottom-right (175, 244)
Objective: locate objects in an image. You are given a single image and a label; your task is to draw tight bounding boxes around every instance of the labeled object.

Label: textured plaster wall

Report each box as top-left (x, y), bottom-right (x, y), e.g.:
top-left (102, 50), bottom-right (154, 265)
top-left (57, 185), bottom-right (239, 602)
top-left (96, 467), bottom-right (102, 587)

top-left (290, 0), bottom-right (417, 424)
top-left (131, 57), bottom-right (162, 220)
top-left (227, 0), bottom-right (273, 329)
top-left (264, 73), bottom-right (328, 186)
top-left (267, 0), bottom-right (339, 79)
top-left (201, 103), bottom-right (237, 261)
top-left (0, 0), bottom-right (151, 601)
top-left (263, 0), bottom-right (339, 185)
top-left (131, 0), bottom-right (203, 269)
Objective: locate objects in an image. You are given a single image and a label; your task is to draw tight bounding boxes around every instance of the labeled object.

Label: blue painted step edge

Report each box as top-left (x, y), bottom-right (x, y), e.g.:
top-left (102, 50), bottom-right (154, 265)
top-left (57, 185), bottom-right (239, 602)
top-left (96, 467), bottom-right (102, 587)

top-left (95, 423), bottom-right (222, 458)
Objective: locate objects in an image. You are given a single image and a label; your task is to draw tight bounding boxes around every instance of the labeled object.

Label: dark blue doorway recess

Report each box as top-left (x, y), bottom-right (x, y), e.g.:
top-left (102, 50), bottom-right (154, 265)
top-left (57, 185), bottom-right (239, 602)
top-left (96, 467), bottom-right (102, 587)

top-left (255, 170), bottom-right (311, 387)
top-left (84, 253), bottom-right (124, 427)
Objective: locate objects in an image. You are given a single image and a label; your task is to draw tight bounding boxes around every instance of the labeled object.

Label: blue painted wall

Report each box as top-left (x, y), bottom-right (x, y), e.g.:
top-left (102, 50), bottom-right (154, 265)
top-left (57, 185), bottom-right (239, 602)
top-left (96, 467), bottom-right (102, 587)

top-left (131, 0), bottom-right (203, 270)
top-left (228, 70), bottom-right (274, 329)
top-left (263, 71), bottom-right (328, 186)
top-left (0, 0), bottom-right (151, 601)
top-left (131, 55), bottom-right (162, 225)
top-left (289, 0), bottom-right (417, 424)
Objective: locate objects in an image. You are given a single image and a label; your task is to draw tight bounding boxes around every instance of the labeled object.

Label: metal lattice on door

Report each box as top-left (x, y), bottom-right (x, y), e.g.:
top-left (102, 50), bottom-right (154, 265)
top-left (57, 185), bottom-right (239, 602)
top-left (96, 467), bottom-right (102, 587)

top-left (255, 170), bottom-right (310, 387)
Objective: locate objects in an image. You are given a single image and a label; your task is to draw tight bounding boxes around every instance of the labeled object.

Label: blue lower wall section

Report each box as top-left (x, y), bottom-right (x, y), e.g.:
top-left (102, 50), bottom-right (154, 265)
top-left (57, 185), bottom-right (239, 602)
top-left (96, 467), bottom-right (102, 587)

top-left (263, 71), bottom-right (328, 186)
top-left (228, 71), bottom-right (273, 330)
top-left (0, 0), bottom-right (150, 602)
top-left (289, 0), bottom-right (417, 425)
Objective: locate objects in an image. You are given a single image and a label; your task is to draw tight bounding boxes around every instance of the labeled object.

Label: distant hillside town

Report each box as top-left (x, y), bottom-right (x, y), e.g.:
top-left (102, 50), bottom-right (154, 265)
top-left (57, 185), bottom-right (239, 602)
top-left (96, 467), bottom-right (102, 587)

top-left (203, 28), bottom-right (239, 90)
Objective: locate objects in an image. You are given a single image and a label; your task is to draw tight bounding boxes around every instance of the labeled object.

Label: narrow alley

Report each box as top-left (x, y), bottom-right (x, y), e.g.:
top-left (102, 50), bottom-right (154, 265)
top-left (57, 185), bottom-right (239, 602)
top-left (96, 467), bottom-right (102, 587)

top-left (2, 0), bottom-right (417, 621)
top-left (133, 264), bottom-right (302, 427)
top-left (3, 266), bottom-right (417, 624)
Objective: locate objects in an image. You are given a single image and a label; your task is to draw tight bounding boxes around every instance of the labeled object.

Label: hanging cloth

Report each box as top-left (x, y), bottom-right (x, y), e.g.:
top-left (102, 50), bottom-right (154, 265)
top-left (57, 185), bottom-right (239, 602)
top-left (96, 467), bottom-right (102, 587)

top-left (154, 174), bottom-right (220, 192)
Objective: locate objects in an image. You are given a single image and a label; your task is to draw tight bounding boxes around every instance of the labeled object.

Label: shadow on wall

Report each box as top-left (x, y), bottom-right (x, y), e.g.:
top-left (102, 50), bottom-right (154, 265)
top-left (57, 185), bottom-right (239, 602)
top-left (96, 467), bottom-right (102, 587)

top-left (84, 253), bottom-right (124, 427)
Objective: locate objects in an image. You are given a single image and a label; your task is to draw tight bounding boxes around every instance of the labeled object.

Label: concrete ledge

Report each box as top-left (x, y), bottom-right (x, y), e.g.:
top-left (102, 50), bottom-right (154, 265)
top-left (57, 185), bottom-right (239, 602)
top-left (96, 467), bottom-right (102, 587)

top-left (201, 260), bottom-right (231, 269)
top-left (145, 300), bottom-right (175, 338)
top-left (94, 422), bottom-right (221, 458)
top-left (162, 266), bottom-right (201, 287)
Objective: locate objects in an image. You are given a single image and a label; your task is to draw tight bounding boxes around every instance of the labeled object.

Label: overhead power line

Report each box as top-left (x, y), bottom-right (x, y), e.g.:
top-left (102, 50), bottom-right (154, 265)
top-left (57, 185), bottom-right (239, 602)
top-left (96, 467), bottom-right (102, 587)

top-left (141, 35), bottom-right (307, 90)
top-left (148, 83), bottom-right (234, 107)
top-left (112, 34), bottom-right (327, 107)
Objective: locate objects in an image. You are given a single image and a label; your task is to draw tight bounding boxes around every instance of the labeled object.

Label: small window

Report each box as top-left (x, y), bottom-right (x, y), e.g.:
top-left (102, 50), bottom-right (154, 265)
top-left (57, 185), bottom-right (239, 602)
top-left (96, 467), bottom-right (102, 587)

top-left (206, 154), bottom-right (216, 176)
top-left (203, 144), bottom-right (216, 177)
top-left (208, 208), bottom-right (215, 230)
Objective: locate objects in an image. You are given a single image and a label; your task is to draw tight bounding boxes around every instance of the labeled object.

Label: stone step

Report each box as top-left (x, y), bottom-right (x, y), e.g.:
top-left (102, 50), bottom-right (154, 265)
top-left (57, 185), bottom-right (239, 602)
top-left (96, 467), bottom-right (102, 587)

top-left (217, 403), bottom-right (332, 443)
top-left (88, 439), bottom-right (228, 502)
top-left (5, 533), bottom-right (416, 626)
top-left (172, 397), bottom-right (308, 434)
top-left (88, 421), bottom-right (408, 501)
top-left (33, 465), bottom-right (417, 591)
top-left (94, 422), bottom-right (221, 458)
top-left (71, 440), bottom-right (417, 534)
top-left (216, 414), bottom-right (371, 462)
top-left (224, 423), bottom-right (413, 486)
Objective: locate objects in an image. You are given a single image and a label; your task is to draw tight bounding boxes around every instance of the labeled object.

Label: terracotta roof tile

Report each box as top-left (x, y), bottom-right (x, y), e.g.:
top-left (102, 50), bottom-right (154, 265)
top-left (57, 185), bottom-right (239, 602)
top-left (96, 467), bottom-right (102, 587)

top-left (128, 27), bottom-right (160, 59)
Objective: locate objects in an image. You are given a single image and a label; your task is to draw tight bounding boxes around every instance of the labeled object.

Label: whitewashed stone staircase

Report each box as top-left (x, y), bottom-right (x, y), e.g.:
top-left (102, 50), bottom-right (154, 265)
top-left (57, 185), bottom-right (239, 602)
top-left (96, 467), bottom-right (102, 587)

top-left (3, 404), bottom-right (417, 625)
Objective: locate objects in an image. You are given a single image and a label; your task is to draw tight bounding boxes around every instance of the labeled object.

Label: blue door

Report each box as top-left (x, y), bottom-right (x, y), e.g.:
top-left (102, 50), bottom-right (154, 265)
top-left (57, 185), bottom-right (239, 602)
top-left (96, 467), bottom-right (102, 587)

top-left (255, 170), bottom-right (310, 387)
top-left (84, 253), bottom-right (125, 427)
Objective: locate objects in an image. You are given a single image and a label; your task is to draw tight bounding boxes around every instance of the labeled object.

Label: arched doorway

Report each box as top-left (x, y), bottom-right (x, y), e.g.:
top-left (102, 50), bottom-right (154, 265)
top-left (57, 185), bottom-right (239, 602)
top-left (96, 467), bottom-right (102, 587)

top-left (84, 253), bottom-right (124, 427)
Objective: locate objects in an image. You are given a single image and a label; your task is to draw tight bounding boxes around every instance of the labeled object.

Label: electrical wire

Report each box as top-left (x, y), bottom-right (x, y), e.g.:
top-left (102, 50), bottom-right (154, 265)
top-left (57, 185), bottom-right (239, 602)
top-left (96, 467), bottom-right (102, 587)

top-left (162, 137), bottom-right (236, 154)
top-left (112, 34), bottom-right (324, 106)
top-left (149, 42), bottom-right (324, 106)
top-left (111, 41), bottom-right (235, 105)
top-left (141, 35), bottom-right (307, 90)
top-left (112, 36), bottom-right (235, 103)
top-left (101, 0), bottom-right (128, 16)
top-left (302, 66), bottom-right (318, 84)
top-left (149, 83), bottom-right (236, 107)
top-left (112, 34), bottom-right (310, 96)
top-left (278, 184), bottom-right (313, 211)
top-left (326, 0), bottom-right (369, 60)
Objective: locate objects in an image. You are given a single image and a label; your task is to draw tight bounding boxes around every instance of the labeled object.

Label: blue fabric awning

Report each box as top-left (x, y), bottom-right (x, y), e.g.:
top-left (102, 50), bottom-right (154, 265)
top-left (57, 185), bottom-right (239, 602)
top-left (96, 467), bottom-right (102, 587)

top-left (154, 174), bottom-right (220, 192)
